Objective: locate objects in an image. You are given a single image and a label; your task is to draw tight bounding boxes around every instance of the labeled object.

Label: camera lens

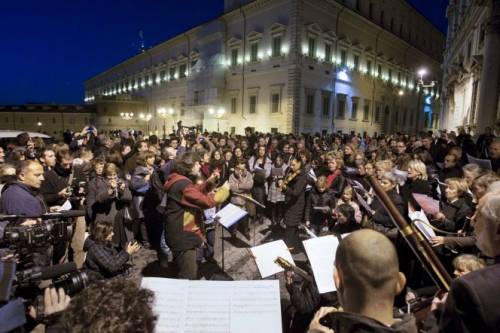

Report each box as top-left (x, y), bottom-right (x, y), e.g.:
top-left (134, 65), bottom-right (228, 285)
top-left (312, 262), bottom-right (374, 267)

top-left (53, 271), bottom-right (89, 296)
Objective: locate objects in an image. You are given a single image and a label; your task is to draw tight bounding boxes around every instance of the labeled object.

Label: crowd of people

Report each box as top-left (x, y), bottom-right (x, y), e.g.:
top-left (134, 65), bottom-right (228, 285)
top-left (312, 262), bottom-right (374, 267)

top-left (0, 124), bottom-right (499, 332)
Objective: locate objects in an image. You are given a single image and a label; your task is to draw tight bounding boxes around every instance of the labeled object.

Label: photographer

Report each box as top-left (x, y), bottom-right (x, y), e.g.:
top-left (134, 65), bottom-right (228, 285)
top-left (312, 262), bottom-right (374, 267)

top-left (88, 163), bottom-right (133, 248)
top-left (40, 150), bottom-right (76, 208)
top-left (83, 220), bottom-right (140, 282)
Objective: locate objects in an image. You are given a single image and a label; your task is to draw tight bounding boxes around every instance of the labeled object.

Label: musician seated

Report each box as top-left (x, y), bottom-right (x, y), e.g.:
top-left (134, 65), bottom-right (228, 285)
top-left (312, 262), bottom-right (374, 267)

top-left (308, 229), bottom-right (416, 333)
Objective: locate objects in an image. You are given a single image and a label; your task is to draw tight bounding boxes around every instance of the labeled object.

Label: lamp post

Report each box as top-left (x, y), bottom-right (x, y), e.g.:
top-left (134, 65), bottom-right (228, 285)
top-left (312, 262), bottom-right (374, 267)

top-left (157, 107), bottom-right (175, 138)
top-left (208, 107), bottom-right (226, 132)
top-left (415, 68), bottom-right (436, 133)
top-left (139, 113), bottom-right (152, 134)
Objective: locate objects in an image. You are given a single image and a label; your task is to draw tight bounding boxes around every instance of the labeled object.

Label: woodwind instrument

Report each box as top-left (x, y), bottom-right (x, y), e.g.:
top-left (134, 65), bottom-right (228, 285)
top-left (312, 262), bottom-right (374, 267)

top-left (367, 175), bottom-right (452, 291)
top-left (278, 169), bottom-right (300, 192)
top-left (274, 256), bottom-right (314, 283)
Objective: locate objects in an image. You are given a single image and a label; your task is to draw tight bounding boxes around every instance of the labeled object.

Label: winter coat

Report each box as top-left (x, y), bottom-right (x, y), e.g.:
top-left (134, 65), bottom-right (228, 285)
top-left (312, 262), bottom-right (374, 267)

top-left (323, 311), bottom-right (417, 333)
top-left (0, 182), bottom-right (46, 216)
top-left (400, 178), bottom-right (431, 209)
top-left (304, 188), bottom-right (336, 225)
top-left (371, 188), bottom-right (406, 236)
top-left (283, 169), bottom-right (308, 227)
top-left (86, 176), bottom-right (107, 221)
top-left (434, 197), bottom-right (471, 232)
top-left (163, 173), bottom-right (229, 252)
top-left (88, 180), bottom-right (133, 247)
top-left (130, 165), bottom-right (152, 219)
top-left (229, 171), bottom-right (254, 207)
top-left (83, 238), bottom-right (130, 281)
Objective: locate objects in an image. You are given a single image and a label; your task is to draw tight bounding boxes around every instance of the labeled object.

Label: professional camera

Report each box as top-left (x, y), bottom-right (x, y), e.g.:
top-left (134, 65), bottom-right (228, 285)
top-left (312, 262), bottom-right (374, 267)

top-left (0, 260), bottom-right (89, 329)
top-left (3, 220), bottom-right (73, 250)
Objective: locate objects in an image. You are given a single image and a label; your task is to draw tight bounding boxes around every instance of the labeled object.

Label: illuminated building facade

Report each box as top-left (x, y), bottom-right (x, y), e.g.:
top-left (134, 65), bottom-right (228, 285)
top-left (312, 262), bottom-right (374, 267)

top-left (441, 0), bottom-right (500, 134)
top-left (85, 0), bottom-right (445, 135)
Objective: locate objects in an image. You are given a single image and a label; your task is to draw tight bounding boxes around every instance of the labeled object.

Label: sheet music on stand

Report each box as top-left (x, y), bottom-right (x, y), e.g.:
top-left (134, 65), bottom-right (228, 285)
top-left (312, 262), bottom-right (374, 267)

top-left (251, 240), bottom-right (294, 278)
top-left (141, 278), bottom-right (282, 333)
top-left (214, 203), bottom-right (248, 229)
top-left (303, 235), bottom-right (339, 293)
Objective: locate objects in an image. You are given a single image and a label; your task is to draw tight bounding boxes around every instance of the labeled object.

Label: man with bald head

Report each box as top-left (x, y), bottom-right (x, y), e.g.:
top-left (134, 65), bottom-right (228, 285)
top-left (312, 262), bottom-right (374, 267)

top-left (308, 229), bottom-right (416, 332)
top-left (0, 160), bottom-right (46, 217)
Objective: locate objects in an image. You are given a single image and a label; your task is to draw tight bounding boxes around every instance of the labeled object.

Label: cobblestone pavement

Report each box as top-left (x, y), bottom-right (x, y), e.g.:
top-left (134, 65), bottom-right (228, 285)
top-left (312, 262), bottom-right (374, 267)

top-left (130, 218), bottom-right (309, 302)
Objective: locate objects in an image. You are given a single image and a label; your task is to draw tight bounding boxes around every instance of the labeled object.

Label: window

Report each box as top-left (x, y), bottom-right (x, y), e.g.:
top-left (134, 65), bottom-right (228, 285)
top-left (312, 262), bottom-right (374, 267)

top-left (272, 36), bottom-right (282, 57)
top-left (249, 95), bottom-right (257, 113)
top-left (355, 0), bottom-right (360, 11)
top-left (271, 93), bottom-right (280, 113)
top-left (250, 42), bottom-right (259, 62)
top-left (388, 68), bottom-right (392, 82)
top-left (20, 117), bottom-right (24, 124)
top-left (169, 67), bottom-right (176, 80)
top-left (467, 41), bottom-right (472, 59)
top-left (179, 64), bottom-right (187, 78)
top-left (230, 127), bottom-right (236, 134)
top-left (399, 23), bottom-right (403, 36)
top-left (375, 105), bottom-right (381, 122)
top-left (160, 70), bottom-right (166, 82)
top-left (108, 118), bottom-right (111, 124)
top-left (351, 99), bottom-right (358, 119)
top-left (380, 10), bottom-right (385, 26)
top-left (306, 93), bottom-right (314, 114)
top-left (377, 64), bottom-right (382, 78)
top-left (363, 102), bottom-right (370, 121)
top-left (322, 95), bottom-right (330, 116)
top-left (194, 90), bottom-right (201, 105)
top-left (340, 49), bottom-right (347, 66)
top-left (354, 55), bottom-right (359, 70)
top-left (308, 38), bottom-right (316, 58)
top-left (325, 44), bottom-right (332, 62)
top-left (369, 2), bottom-right (374, 19)
top-left (403, 109), bottom-right (407, 125)
top-left (4, 117), bottom-right (8, 123)
top-left (231, 97), bottom-right (237, 114)
top-left (231, 48), bottom-right (238, 66)
top-left (390, 18), bottom-right (394, 32)
top-left (52, 117), bottom-right (56, 124)
top-left (271, 127), bottom-right (278, 134)
top-left (367, 60), bottom-right (372, 74)
top-left (337, 98), bottom-right (346, 118)
top-left (397, 72), bottom-right (401, 84)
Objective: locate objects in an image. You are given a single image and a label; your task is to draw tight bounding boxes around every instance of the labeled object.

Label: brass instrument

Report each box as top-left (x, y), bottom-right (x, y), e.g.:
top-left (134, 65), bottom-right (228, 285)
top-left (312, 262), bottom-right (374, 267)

top-left (274, 256), bottom-right (313, 282)
top-left (278, 169), bottom-right (301, 192)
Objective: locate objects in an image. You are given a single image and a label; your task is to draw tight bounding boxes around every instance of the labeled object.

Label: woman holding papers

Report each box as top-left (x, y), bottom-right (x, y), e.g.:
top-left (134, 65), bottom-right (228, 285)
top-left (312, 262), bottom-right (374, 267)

top-left (279, 157), bottom-right (307, 252)
top-left (248, 145), bottom-right (272, 224)
top-left (228, 158), bottom-right (254, 240)
top-left (432, 178), bottom-right (472, 232)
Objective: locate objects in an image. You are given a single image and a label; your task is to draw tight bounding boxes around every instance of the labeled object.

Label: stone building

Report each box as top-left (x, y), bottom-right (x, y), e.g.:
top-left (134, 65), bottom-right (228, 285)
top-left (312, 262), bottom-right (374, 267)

top-left (441, 0), bottom-right (500, 134)
top-left (85, 0), bottom-right (445, 135)
top-left (0, 104), bottom-right (96, 137)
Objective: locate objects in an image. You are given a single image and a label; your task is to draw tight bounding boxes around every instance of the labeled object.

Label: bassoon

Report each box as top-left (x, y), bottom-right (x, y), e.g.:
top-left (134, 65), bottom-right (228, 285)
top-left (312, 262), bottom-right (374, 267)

top-left (367, 175), bottom-right (452, 292)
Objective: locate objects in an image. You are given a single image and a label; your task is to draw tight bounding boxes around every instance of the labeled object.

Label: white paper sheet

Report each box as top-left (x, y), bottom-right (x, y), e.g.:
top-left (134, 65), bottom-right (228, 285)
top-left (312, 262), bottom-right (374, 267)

top-left (215, 203), bottom-right (248, 229)
top-left (303, 235), bottom-right (339, 294)
top-left (251, 240), bottom-right (294, 278)
top-left (408, 210), bottom-right (436, 241)
top-left (60, 200), bottom-right (72, 211)
top-left (467, 154), bottom-right (492, 170)
top-left (141, 278), bottom-right (282, 333)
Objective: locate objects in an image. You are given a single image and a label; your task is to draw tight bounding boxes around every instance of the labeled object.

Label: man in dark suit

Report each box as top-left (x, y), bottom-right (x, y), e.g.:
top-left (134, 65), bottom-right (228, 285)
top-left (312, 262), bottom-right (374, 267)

top-left (437, 190), bottom-right (500, 333)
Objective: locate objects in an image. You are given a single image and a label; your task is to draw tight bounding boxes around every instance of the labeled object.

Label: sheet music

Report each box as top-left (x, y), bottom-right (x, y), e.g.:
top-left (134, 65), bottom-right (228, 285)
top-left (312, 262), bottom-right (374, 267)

top-left (412, 193), bottom-right (440, 215)
top-left (467, 154), bottom-right (492, 170)
top-left (408, 210), bottom-right (436, 241)
top-left (303, 235), bottom-right (339, 293)
top-left (351, 180), bottom-right (367, 193)
top-left (354, 190), bottom-right (372, 213)
top-left (60, 200), bottom-right (72, 211)
top-left (251, 240), bottom-right (294, 278)
top-left (215, 203), bottom-right (248, 229)
top-left (141, 278), bottom-right (282, 333)
top-left (302, 224), bottom-right (317, 238)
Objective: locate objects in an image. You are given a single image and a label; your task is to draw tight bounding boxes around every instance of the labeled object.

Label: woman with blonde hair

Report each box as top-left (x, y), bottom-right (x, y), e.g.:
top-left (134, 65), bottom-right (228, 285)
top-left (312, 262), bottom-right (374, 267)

top-left (432, 177), bottom-right (472, 232)
top-left (400, 160), bottom-right (431, 209)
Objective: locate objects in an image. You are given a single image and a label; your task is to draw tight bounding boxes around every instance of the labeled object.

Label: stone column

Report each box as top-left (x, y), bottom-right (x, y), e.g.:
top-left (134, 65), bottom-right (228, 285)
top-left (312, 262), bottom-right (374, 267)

top-left (476, 0), bottom-right (500, 133)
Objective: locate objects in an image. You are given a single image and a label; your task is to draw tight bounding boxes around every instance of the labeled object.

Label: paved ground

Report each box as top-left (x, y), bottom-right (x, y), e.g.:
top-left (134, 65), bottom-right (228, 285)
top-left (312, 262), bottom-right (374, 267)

top-left (130, 217), bottom-right (309, 301)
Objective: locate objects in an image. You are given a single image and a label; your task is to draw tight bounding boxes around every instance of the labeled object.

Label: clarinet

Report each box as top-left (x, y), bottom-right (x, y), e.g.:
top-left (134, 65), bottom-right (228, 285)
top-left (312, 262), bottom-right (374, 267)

top-left (274, 256), bottom-right (314, 283)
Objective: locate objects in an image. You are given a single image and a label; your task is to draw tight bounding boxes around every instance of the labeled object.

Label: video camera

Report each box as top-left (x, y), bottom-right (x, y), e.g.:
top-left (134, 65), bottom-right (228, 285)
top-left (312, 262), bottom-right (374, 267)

top-left (0, 211), bottom-right (85, 265)
top-left (0, 260), bottom-right (88, 330)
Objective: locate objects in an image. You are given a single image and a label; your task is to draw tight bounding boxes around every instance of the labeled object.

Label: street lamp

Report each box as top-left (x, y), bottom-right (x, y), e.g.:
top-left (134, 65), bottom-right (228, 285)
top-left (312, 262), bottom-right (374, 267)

top-left (208, 107), bottom-right (225, 132)
top-left (415, 68), bottom-right (437, 131)
top-left (139, 113), bottom-right (152, 134)
top-left (120, 112), bottom-right (134, 120)
top-left (37, 121), bottom-right (42, 127)
top-left (157, 107), bottom-right (175, 138)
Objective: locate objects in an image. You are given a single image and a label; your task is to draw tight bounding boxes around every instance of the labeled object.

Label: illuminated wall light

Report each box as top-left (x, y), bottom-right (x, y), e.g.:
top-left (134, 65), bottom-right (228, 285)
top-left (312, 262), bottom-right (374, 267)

top-left (140, 81), bottom-right (146, 88)
top-left (347, 61), bottom-right (354, 70)
top-left (134, 83), bottom-right (139, 90)
top-left (337, 68), bottom-right (350, 81)
top-left (281, 44), bottom-right (289, 55)
top-left (302, 45), bottom-right (309, 55)
top-left (267, 48), bottom-right (272, 57)
top-left (148, 79), bottom-right (153, 86)
top-left (118, 88), bottom-right (122, 94)
top-left (174, 73), bottom-right (179, 79)
top-left (317, 51), bottom-right (325, 61)
top-left (257, 51), bottom-right (264, 60)
top-left (237, 57), bottom-right (243, 65)
top-left (245, 54), bottom-right (250, 62)
top-left (128, 83), bottom-right (132, 90)
top-left (335, 58), bottom-right (341, 65)
top-left (156, 77), bottom-right (161, 84)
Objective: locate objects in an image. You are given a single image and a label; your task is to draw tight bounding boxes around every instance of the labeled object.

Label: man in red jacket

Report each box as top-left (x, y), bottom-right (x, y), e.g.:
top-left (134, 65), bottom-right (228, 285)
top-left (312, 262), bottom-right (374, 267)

top-left (163, 152), bottom-right (229, 279)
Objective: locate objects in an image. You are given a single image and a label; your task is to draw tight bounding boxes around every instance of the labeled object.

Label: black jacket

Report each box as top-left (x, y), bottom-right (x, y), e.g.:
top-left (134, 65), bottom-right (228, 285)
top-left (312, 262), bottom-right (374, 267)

top-left (439, 263), bottom-right (500, 333)
top-left (304, 188), bottom-right (336, 225)
top-left (400, 179), bottom-right (431, 209)
top-left (83, 238), bottom-right (130, 281)
top-left (371, 188), bottom-right (406, 237)
top-left (434, 197), bottom-right (471, 232)
top-left (324, 311), bottom-right (417, 333)
top-left (283, 170), bottom-right (308, 226)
